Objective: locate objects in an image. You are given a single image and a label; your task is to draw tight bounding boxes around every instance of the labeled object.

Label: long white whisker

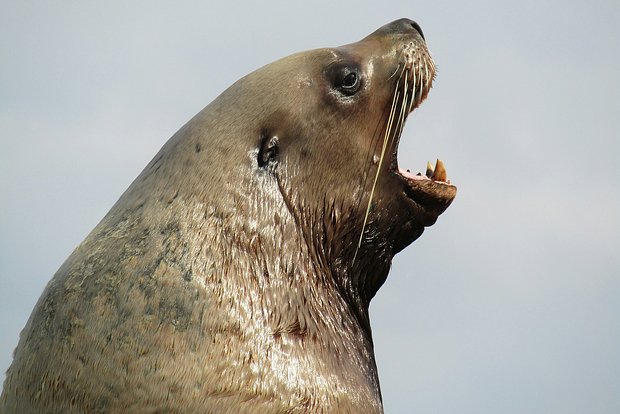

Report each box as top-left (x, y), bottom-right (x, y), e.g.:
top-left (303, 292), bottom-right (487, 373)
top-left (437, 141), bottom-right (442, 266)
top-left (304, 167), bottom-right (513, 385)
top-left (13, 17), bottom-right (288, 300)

top-left (353, 79), bottom-right (401, 264)
top-left (391, 71), bottom-right (408, 143)
top-left (408, 68), bottom-right (416, 113)
top-left (388, 63), bottom-right (402, 81)
top-left (351, 46), bottom-right (436, 266)
top-left (397, 70), bottom-right (408, 132)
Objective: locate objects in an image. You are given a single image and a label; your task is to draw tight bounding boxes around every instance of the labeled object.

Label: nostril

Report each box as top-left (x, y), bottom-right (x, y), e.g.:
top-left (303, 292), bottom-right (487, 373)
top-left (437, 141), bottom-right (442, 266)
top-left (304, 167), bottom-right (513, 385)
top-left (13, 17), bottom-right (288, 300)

top-left (409, 21), bottom-right (425, 40)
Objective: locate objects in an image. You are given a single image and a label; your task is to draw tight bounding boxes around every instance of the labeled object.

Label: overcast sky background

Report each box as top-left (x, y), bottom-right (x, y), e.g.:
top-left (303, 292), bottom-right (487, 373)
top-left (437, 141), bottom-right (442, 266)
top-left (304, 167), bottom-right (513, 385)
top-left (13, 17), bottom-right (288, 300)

top-left (1, 1), bottom-right (618, 413)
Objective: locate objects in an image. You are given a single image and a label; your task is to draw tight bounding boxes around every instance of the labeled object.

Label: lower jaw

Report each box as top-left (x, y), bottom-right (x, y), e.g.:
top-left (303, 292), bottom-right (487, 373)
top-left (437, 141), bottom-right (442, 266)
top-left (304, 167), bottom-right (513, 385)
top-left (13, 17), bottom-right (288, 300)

top-left (392, 217), bottom-right (426, 254)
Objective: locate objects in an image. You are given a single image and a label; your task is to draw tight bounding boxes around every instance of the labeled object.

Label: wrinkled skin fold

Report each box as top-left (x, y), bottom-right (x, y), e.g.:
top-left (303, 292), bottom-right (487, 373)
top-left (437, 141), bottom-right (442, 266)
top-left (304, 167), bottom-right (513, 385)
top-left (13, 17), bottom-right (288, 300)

top-left (1, 18), bottom-right (455, 413)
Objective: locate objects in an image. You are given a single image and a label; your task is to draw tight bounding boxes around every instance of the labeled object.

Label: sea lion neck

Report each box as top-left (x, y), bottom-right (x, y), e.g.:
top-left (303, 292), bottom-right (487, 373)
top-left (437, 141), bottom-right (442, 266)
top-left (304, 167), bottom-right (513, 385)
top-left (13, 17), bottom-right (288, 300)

top-left (161, 190), bottom-right (385, 408)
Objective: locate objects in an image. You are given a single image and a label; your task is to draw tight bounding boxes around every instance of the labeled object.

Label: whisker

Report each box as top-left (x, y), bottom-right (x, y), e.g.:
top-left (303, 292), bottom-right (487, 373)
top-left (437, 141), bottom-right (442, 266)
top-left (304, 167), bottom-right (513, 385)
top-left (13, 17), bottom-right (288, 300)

top-left (351, 44), bottom-right (436, 266)
top-left (408, 68), bottom-right (417, 113)
top-left (353, 64), bottom-right (406, 241)
top-left (392, 78), bottom-right (408, 154)
top-left (388, 63), bottom-right (402, 81)
top-left (353, 80), bottom-right (401, 263)
top-left (398, 70), bottom-right (408, 131)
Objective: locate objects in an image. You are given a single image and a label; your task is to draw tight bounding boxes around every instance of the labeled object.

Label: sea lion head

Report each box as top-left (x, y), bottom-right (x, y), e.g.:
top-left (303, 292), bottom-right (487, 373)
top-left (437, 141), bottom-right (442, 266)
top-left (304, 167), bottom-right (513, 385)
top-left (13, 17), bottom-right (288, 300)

top-left (140, 18), bottom-right (455, 328)
top-left (227, 19), bottom-right (455, 301)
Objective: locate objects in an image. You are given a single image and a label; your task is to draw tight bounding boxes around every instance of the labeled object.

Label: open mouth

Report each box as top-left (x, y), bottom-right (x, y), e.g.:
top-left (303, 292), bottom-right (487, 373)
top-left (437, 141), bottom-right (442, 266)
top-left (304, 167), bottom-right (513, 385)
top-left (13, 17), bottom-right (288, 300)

top-left (388, 46), bottom-right (457, 220)
top-left (397, 160), bottom-right (457, 220)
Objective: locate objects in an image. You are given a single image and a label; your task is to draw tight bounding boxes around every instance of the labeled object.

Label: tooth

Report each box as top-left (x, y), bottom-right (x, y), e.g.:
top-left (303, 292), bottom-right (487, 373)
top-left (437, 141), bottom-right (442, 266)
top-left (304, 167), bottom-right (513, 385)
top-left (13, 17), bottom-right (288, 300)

top-left (425, 161), bottom-right (434, 178)
top-left (433, 159), bottom-right (447, 182)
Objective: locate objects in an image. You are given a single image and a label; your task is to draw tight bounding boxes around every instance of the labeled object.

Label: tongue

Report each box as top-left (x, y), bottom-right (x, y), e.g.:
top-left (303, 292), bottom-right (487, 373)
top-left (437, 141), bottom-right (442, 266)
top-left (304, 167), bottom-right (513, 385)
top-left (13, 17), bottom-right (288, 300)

top-left (399, 159), bottom-right (450, 183)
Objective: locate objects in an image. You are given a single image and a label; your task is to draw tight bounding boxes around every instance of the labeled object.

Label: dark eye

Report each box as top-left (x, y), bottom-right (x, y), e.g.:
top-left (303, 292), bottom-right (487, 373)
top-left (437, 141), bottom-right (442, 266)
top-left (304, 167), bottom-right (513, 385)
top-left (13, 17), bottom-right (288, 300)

top-left (330, 65), bottom-right (362, 96)
top-left (342, 72), bottom-right (358, 88)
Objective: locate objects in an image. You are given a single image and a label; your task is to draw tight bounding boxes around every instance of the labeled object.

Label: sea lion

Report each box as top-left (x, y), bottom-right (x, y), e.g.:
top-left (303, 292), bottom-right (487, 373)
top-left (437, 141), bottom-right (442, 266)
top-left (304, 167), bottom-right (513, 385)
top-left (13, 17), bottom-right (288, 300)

top-left (1, 18), bottom-right (456, 413)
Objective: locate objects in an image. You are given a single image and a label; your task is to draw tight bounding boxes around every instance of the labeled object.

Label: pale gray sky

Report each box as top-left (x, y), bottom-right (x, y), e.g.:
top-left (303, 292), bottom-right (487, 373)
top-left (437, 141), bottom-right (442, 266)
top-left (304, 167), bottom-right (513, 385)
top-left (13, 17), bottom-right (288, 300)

top-left (1, 1), bottom-right (619, 413)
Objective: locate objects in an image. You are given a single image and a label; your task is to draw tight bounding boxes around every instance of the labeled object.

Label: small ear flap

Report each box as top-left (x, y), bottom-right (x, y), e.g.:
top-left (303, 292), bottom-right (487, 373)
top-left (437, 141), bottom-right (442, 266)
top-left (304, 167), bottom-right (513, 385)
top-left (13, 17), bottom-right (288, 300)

top-left (258, 134), bottom-right (279, 168)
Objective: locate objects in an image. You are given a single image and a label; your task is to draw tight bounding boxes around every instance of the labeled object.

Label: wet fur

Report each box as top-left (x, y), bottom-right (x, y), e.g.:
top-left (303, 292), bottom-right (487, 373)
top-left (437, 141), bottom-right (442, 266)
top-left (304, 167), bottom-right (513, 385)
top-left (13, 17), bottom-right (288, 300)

top-left (1, 19), bottom-right (443, 413)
